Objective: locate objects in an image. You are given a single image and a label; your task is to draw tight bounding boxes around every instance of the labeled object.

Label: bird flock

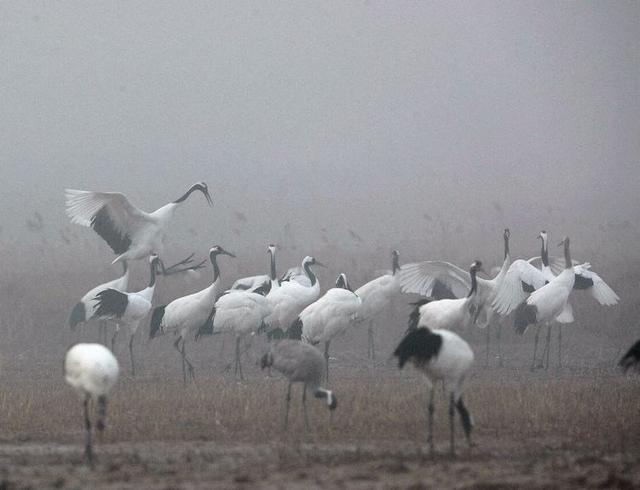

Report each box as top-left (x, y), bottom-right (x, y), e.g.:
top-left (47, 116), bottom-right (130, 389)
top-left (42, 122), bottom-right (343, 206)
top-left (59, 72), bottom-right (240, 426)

top-left (60, 182), bottom-right (635, 466)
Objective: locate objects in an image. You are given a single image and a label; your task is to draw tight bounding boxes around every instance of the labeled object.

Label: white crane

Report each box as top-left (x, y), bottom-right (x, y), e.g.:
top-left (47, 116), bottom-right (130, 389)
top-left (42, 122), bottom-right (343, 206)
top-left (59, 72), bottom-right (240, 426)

top-left (64, 343), bottom-right (119, 466)
top-left (400, 229), bottom-right (512, 366)
top-left (149, 246), bottom-right (235, 383)
top-left (393, 327), bottom-right (474, 455)
top-left (295, 273), bottom-right (362, 382)
top-left (280, 266), bottom-right (312, 287)
top-left (94, 254), bottom-right (160, 376)
top-left (196, 283), bottom-right (273, 380)
top-left (354, 250), bottom-right (401, 360)
top-left (230, 244), bottom-right (278, 291)
top-left (265, 256), bottom-right (324, 335)
top-left (260, 339), bottom-right (337, 430)
top-left (65, 182), bottom-right (212, 270)
top-left (69, 261), bottom-right (129, 347)
top-left (492, 232), bottom-right (619, 369)
top-left (405, 261), bottom-right (485, 333)
top-left (619, 340), bottom-right (640, 372)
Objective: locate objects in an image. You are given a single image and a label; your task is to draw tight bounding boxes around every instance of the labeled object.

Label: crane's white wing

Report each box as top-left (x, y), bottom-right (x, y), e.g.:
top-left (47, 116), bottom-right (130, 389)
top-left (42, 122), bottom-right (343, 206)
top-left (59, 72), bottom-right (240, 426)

top-left (65, 190), bottom-right (153, 254)
top-left (573, 263), bottom-right (620, 306)
top-left (548, 256), bottom-right (583, 276)
top-left (491, 259), bottom-right (548, 315)
top-left (399, 261), bottom-right (471, 298)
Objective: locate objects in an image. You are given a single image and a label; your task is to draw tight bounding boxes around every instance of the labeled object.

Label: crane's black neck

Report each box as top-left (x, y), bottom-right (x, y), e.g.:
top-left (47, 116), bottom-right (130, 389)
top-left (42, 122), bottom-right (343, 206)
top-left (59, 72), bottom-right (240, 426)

top-left (173, 184), bottom-right (199, 204)
top-left (541, 236), bottom-right (549, 267)
top-left (563, 239), bottom-right (572, 269)
top-left (210, 252), bottom-right (221, 283)
top-left (392, 253), bottom-right (400, 275)
top-left (503, 232), bottom-right (510, 260)
top-left (148, 259), bottom-right (158, 287)
top-left (269, 249), bottom-right (277, 282)
top-left (121, 261), bottom-right (128, 275)
top-left (467, 268), bottom-right (478, 298)
top-left (303, 261), bottom-right (317, 286)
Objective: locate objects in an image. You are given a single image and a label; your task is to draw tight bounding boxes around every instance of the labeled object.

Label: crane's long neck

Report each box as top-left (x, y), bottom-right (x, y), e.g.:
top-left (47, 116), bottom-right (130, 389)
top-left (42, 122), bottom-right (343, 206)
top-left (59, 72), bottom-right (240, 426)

top-left (211, 253), bottom-right (221, 284)
top-left (467, 268), bottom-right (478, 298)
top-left (269, 250), bottom-right (277, 282)
top-left (563, 239), bottom-right (572, 269)
top-left (541, 236), bottom-right (549, 267)
top-left (148, 260), bottom-right (158, 288)
top-left (392, 253), bottom-right (400, 275)
top-left (173, 185), bottom-right (198, 204)
top-left (503, 233), bottom-right (510, 261)
top-left (303, 261), bottom-right (317, 287)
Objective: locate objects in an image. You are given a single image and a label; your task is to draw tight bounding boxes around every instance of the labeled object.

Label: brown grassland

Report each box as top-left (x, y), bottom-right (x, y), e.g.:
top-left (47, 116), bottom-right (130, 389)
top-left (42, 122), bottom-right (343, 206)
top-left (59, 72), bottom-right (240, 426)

top-left (0, 249), bottom-right (639, 488)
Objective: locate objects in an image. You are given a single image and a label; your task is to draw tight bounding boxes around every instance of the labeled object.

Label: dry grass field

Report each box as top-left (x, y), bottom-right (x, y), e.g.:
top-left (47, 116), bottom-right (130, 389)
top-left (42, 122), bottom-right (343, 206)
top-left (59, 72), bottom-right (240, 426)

top-left (0, 249), bottom-right (639, 488)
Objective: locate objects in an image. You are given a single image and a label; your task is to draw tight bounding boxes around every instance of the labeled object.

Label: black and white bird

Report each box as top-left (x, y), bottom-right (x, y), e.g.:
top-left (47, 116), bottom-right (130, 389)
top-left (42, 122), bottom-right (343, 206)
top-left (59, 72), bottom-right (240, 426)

top-left (619, 339), bottom-right (640, 373)
top-left (295, 273), bottom-right (362, 382)
top-left (401, 230), bottom-right (513, 365)
top-left (149, 246), bottom-right (235, 383)
top-left (405, 261), bottom-right (485, 333)
top-left (354, 250), bottom-right (401, 360)
top-left (64, 343), bottom-right (119, 466)
top-left (65, 182), bottom-right (212, 268)
top-left (394, 327), bottom-right (474, 455)
top-left (230, 244), bottom-right (278, 291)
top-left (265, 256), bottom-right (324, 335)
top-left (197, 283), bottom-right (273, 380)
top-left (69, 261), bottom-right (130, 346)
top-left (261, 339), bottom-right (337, 430)
top-left (492, 232), bottom-right (619, 369)
top-left (94, 254), bottom-right (161, 375)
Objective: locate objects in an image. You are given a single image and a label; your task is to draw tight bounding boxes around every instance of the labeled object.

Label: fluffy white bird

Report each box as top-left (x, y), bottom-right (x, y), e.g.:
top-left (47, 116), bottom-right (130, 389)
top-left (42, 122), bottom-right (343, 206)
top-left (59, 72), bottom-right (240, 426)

top-left (260, 340), bottom-right (337, 430)
top-left (407, 261), bottom-right (485, 334)
top-left (231, 244), bottom-right (278, 291)
top-left (150, 246), bottom-right (235, 382)
top-left (265, 256), bottom-right (324, 334)
top-left (69, 261), bottom-right (130, 346)
top-left (295, 273), bottom-right (362, 381)
top-left (355, 250), bottom-right (401, 360)
top-left (197, 283), bottom-right (273, 380)
top-left (65, 182), bottom-right (212, 267)
top-left (394, 327), bottom-right (474, 455)
top-left (64, 343), bottom-right (119, 466)
top-left (94, 254), bottom-right (160, 375)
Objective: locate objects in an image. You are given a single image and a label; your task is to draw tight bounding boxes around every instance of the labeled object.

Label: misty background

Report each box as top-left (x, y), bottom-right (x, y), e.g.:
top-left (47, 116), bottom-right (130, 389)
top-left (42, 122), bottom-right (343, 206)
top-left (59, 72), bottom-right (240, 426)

top-left (0, 2), bottom-right (638, 325)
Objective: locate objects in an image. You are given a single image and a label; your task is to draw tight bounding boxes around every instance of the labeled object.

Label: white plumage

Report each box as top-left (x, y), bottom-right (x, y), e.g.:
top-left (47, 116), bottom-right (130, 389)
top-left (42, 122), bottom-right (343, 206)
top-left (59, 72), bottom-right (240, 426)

top-left (150, 246), bottom-right (235, 382)
top-left (65, 182), bottom-right (212, 266)
top-left (394, 327), bottom-right (474, 454)
top-left (230, 244), bottom-right (278, 291)
top-left (298, 273), bottom-right (362, 381)
top-left (355, 250), bottom-right (401, 359)
top-left (265, 256), bottom-right (324, 334)
top-left (64, 343), bottom-right (119, 466)
top-left (94, 255), bottom-right (160, 375)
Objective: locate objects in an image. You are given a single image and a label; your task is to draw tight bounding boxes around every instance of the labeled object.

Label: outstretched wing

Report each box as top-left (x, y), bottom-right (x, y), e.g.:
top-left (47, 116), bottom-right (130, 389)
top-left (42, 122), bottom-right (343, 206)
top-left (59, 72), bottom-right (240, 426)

top-left (491, 260), bottom-right (547, 315)
top-left (399, 261), bottom-right (471, 298)
top-left (573, 263), bottom-right (620, 306)
top-left (65, 189), bottom-right (153, 254)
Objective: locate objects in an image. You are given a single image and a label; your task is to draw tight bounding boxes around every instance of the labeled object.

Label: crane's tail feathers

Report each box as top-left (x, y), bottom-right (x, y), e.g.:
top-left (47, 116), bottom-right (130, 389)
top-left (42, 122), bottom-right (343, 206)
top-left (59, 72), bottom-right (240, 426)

top-left (288, 317), bottom-right (303, 340)
top-left (195, 306), bottom-right (216, 341)
top-left (514, 303), bottom-right (537, 335)
top-left (619, 340), bottom-right (640, 372)
top-left (149, 305), bottom-right (166, 339)
top-left (69, 302), bottom-right (86, 330)
top-left (407, 299), bottom-right (432, 331)
top-left (393, 328), bottom-right (443, 368)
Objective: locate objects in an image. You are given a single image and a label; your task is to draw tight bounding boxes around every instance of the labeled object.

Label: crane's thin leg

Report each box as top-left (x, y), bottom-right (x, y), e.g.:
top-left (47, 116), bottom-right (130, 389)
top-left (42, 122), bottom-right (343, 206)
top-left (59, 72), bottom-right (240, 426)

top-left (557, 324), bottom-right (562, 371)
top-left (183, 341), bottom-right (195, 381)
top-left (449, 392), bottom-right (456, 456)
top-left (111, 324), bottom-right (119, 353)
top-left (236, 337), bottom-right (244, 381)
top-left (128, 334), bottom-right (136, 377)
top-left (367, 320), bottom-right (376, 360)
top-left (543, 324), bottom-right (552, 371)
top-left (496, 322), bottom-right (503, 367)
top-left (302, 384), bottom-right (310, 430)
top-left (531, 325), bottom-right (541, 371)
top-left (324, 341), bottom-right (331, 382)
top-left (427, 385), bottom-right (435, 454)
top-left (455, 396), bottom-right (473, 448)
top-left (98, 320), bottom-right (107, 346)
top-left (83, 395), bottom-right (93, 467)
top-left (173, 337), bottom-right (186, 384)
top-left (96, 395), bottom-right (108, 433)
top-left (484, 324), bottom-right (491, 368)
top-left (284, 382), bottom-right (292, 430)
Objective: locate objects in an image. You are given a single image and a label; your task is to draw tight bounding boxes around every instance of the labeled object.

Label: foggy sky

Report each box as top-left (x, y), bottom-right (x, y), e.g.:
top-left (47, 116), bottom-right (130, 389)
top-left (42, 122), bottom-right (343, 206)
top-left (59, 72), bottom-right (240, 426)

top-left (1, 1), bottom-right (638, 269)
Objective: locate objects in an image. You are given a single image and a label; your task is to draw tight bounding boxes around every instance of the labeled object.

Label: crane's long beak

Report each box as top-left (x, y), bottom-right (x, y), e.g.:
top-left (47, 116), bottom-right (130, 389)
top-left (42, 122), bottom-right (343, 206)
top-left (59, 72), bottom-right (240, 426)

top-left (315, 260), bottom-right (327, 268)
top-left (204, 189), bottom-right (213, 207)
top-left (223, 250), bottom-right (236, 258)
